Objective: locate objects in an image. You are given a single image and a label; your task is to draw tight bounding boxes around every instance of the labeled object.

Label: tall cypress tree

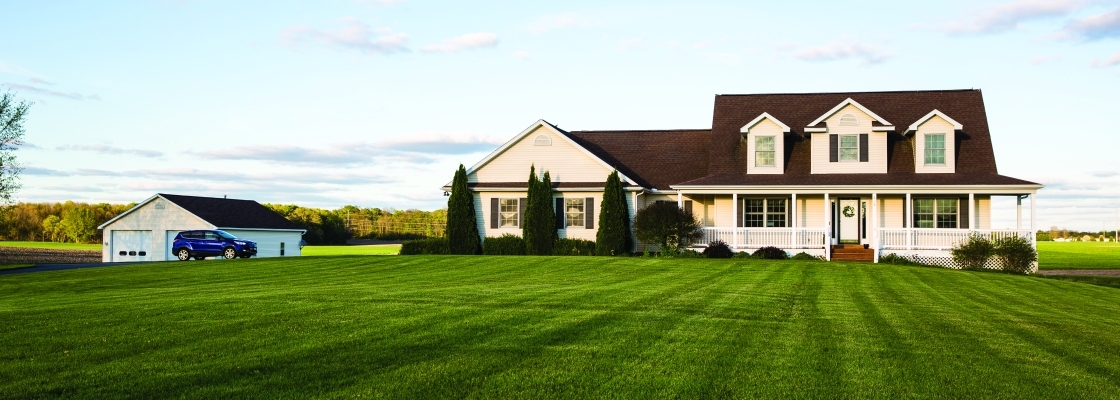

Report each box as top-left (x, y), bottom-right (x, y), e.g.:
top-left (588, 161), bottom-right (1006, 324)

top-left (446, 164), bottom-right (480, 254)
top-left (523, 165), bottom-right (555, 255)
top-left (596, 170), bottom-right (632, 255)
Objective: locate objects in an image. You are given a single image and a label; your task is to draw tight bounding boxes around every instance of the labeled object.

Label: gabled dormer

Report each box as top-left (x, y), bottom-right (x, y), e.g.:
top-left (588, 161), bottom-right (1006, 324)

top-left (908, 110), bottom-right (962, 174)
top-left (806, 98), bottom-right (894, 174)
top-left (741, 112), bottom-right (790, 174)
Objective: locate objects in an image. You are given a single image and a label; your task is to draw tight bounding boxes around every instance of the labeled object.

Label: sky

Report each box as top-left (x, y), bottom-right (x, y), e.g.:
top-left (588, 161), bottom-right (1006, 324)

top-left (2, 0), bottom-right (1120, 231)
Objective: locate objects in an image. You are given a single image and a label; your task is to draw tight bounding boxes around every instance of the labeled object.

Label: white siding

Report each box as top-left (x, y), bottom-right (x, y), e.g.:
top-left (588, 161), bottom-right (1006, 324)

top-left (714, 195), bottom-right (734, 227)
top-left (557, 191), bottom-right (603, 241)
top-left (101, 198), bottom-right (212, 262)
top-left (976, 195), bottom-right (991, 229)
top-left (745, 118), bottom-right (784, 175)
top-left (476, 191), bottom-right (528, 238)
top-left (810, 105), bottom-right (888, 174)
top-left (800, 195), bottom-right (826, 228)
top-left (684, 194), bottom-right (715, 227)
top-left (474, 190), bottom-right (636, 242)
top-left (879, 196), bottom-right (905, 228)
top-left (469, 126), bottom-right (614, 184)
top-left (221, 230), bottom-right (304, 258)
top-left (914, 115), bottom-right (956, 174)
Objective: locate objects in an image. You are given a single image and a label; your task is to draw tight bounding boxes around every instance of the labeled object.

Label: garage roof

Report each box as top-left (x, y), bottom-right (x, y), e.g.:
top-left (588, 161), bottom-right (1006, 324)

top-left (98, 193), bottom-right (305, 231)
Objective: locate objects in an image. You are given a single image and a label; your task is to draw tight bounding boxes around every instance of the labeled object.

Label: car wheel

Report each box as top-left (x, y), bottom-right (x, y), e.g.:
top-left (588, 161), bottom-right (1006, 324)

top-left (176, 248), bottom-right (190, 261)
top-left (223, 247), bottom-right (237, 259)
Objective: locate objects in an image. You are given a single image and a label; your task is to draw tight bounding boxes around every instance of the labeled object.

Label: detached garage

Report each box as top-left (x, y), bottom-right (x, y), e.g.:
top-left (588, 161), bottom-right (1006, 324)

top-left (97, 193), bottom-right (306, 262)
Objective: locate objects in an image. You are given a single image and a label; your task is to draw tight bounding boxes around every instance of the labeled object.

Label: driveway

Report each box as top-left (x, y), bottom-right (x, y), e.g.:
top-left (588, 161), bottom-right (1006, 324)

top-left (0, 262), bottom-right (140, 276)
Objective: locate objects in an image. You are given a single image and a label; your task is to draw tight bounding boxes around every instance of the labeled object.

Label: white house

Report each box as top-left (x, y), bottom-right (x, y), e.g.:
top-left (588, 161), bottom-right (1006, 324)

top-left (97, 193), bottom-right (306, 262)
top-left (445, 89), bottom-right (1042, 268)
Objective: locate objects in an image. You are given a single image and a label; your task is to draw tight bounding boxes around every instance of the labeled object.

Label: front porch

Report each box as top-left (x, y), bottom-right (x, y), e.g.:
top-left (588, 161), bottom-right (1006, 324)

top-left (672, 189), bottom-right (1038, 266)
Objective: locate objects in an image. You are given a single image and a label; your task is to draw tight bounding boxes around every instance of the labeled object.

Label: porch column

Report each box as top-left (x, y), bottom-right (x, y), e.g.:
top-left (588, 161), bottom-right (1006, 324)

top-left (1016, 196), bottom-right (1023, 230)
top-left (906, 193), bottom-right (912, 251)
top-left (871, 192), bottom-right (878, 263)
top-left (1030, 193), bottom-right (1037, 248)
top-left (968, 193), bottom-right (974, 232)
top-left (732, 193), bottom-right (739, 249)
top-left (677, 192), bottom-right (683, 209)
top-left (791, 193), bottom-right (797, 249)
top-left (824, 193), bottom-right (830, 261)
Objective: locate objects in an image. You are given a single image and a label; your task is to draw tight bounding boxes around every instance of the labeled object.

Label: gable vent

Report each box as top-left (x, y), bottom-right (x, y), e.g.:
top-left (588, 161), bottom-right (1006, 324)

top-left (533, 134), bottom-right (552, 146)
top-left (839, 114), bottom-right (858, 126)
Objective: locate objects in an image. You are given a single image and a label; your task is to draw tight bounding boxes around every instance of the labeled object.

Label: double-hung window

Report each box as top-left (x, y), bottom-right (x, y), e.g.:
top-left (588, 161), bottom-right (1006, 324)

top-left (839, 135), bottom-right (859, 162)
top-left (565, 198), bottom-right (585, 228)
top-left (744, 199), bottom-right (787, 227)
top-left (925, 134), bottom-right (946, 165)
top-left (755, 136), bottom-right (775, 167)
top-left (499, 199), bottom-right (519, 227)
top-left (913, 198), bottom-right (957, 228)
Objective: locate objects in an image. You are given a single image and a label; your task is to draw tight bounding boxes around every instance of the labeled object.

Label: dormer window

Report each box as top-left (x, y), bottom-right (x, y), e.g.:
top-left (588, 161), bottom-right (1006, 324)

top-left (839, 135), bottom-right (859, 162)
top-left (925, 134), bottom-right (946, 165)
top-left (839, 114), bottom-right (858, 126)
top-left (755, 136), bottom-right (775, 167)
top-left (533, 135), bottom-right (552, 146)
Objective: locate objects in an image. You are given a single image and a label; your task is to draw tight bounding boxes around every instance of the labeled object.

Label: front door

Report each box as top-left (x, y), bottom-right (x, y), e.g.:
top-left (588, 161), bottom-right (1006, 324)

top-left (838, 199), bottom-right (860, 244)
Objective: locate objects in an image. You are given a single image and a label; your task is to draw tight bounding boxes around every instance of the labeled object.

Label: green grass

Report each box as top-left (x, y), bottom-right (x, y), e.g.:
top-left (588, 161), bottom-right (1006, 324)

top-left (0, 241), bottom-right (101, 251)
top-left (301, 244), bottom-right (401, 256)
top-left (1038, 241), bottom-right (1120, 270)
top-left (3, 257), bottom-right (1120, 398)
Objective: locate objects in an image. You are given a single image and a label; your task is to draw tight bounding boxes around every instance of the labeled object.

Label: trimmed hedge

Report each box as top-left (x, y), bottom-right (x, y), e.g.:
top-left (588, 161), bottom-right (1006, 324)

top-left (553, 238), bottom-right (596, 256)
top-left (400, 238), bottom-right (449, 255)
top-left (702, 240), bottom-right (734, 259)
top-left (483, 234), bottom-right (527, 255)
top-left (790, 252), bottom-right (823, 261)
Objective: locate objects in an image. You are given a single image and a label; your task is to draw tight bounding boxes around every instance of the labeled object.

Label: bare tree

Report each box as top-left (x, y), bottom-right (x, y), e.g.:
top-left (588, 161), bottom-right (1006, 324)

top-left (0, 91), bottom-right (31, 206)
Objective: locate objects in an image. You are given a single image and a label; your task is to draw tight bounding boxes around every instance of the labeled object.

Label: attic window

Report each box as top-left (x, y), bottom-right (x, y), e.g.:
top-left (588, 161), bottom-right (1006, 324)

top-left (839, 114), bottom-right (858, 126)
top-left (154, 202), bottom-right (165, 210)
top-left (533, 135), bottom-right (552, 146)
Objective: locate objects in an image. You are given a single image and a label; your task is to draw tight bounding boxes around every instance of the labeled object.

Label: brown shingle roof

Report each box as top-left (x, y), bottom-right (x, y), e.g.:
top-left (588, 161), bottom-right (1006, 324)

top-left (562, 129), bottom-right (710, 190)
top-left (160, 193), bottom-right (304, 230)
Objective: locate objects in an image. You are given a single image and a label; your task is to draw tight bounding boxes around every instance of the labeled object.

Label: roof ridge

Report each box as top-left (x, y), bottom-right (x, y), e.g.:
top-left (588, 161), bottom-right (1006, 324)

top-left (567, 129), bottom-right (711, 133)
top-left (716, 89), bottom-right (979, 97)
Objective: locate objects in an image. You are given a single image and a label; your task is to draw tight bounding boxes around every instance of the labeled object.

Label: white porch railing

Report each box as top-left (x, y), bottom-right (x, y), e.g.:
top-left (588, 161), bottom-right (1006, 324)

top-left (878, 228), bottom-right (1033, 251)
top-left (698, 228), bottom-right (828, 249)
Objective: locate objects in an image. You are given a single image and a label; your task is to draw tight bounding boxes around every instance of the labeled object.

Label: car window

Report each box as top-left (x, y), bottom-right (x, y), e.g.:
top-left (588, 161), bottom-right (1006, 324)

top-left (216, 231), bottom-right (237, 240)
top-left (204, 232), bottom-right (220, 240)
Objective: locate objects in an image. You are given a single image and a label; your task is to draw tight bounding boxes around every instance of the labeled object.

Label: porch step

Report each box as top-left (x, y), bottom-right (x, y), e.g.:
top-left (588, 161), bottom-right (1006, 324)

top-left (830, 245), bottom-right (874, 262)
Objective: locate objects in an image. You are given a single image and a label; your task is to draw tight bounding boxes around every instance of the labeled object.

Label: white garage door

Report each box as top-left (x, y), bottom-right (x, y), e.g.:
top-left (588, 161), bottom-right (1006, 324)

top-left (166, 230), bottom-right (182, 260)
top-left (111, 230), bottom-right (153, 262)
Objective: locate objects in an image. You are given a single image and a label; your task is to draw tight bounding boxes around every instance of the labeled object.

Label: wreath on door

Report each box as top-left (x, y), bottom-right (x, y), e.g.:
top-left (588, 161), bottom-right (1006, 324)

top-left (842, 205), bottom-right (856, 218)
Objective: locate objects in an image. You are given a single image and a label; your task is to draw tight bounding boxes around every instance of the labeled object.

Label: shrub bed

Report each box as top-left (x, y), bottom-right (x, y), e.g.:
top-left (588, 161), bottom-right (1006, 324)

top-left (553, 238), bottom-right (596, 256)
top-left (752, 246), bottom-right (789, 260)
top-left (702, 240), bottom-right (733, 259)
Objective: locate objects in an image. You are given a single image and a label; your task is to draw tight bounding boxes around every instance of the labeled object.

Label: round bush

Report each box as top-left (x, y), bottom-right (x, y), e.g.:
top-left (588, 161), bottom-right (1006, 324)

top-left (752, 246), bottom-right (789, 260)
top-left (702, 240), bottom-right (734, 259)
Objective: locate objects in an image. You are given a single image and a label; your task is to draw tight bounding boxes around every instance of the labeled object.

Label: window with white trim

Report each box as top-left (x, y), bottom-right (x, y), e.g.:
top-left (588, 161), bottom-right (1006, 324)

top-left (925, 133), bottom-right (945, 165)
top-left (499, 198), bottom-right (519, 227)
top-left (744, 199), bottom-right (786, 228)
top-left (839, 134), bottom-right (859, 162)
top-left (913, 198), bottom-right (957, 228)
top-left (565, 198), bottom-right (585, 228)
top-left (755, 136), bottom-right (775, 167)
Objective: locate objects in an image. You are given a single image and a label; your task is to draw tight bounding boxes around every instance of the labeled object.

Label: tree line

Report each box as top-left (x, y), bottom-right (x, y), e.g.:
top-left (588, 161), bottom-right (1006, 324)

top-left (0, 201), bottom-right (448, 245)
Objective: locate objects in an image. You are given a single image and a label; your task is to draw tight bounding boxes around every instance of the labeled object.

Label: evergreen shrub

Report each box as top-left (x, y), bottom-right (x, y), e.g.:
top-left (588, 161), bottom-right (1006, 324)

top-left (446, 164), bottom-right (481, 255)
top-left (483, 234), bottom-right (527, 255)
top-left (878, 253), bottom-right (925, 266)
top-left (995, 235), bottom-right (1037, 274)
top-left (790, 252), bottom-right (823, 261)
top-left (752, 246), bottom-right (789, 260)
top-left (633, 201), bottom-right (702, 255)
top-left (596, 170), bottom-right (632, 256)
top-left (702, 240), bottom-right (734, 259)
top-left (732, 251), bottom-right (753, 259)
top-left (951, 233), bottom-right (994, 270)
top-left (400, 238), bottom-right (449, 255)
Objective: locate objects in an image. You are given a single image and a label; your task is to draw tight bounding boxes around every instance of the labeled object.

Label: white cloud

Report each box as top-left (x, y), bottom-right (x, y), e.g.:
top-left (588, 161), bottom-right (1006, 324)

top-left (188, 135), bottom-right (501, 166)
top-left (420, 32), bottom-right (499, 53)
top-left (56, 144), bottom-right (164, 158)
top-left (3, 83), bottom-right (100, 101)
top-left (28, 77), bottom-right (53, 85)
top-left (1090, 53), bottom-right (1120, 68)
top-left (791, 42), bottom-right (892, 65)
top-left (1060, 6), bottom-right (1120, 40)
top-left (0, 61), bottom-right (42, 79)
top-left (939, 0), bottom-right (1082, 35)
top-left (528, 13), bottom-right (600, 33)
top-left (282, 18), bottom-right (409, 55)
top-left (512, 50), bottom-right (531, 60)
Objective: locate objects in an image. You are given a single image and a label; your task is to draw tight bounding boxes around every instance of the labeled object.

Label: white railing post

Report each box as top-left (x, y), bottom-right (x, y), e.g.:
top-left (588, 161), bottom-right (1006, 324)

top-left (872, 193), bottom-right (878, 262)
top-left (677, 192), bottom-right (683, 209)
top-left (906, 193), bottom-right (912, 251)
top-left (791, 193), bottom-right (797, 249)
top-left (824, 193), bottom-right (831, 260)
top-left (732, 193), bottom-right (739, 249)
top-left (1017, 195), bottom-right (1023, 230)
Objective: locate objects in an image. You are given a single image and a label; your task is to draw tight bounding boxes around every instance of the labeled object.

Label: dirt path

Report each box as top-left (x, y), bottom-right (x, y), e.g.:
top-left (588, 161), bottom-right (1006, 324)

top-left (1037, 269), bottom-right (1120, 277)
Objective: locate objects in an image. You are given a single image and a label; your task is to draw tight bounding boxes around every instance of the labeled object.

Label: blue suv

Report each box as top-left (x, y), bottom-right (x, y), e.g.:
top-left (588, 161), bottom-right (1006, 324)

top-left (172, 230), bottom-right (257, 261)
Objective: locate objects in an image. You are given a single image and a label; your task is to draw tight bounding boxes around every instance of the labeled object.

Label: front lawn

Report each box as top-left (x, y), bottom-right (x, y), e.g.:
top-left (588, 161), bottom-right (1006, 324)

top-left (1037, 241), bottom-right (1120, 269)
top-left (2, 257), bottom-right (1119, 398)
top-left (0, 241), bottom-right (101, 251)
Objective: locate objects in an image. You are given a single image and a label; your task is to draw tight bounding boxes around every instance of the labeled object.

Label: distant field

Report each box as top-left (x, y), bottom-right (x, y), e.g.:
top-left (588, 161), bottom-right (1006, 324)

top-left (1037, 242), bottom-right (1120, 270)
top-left (0, 241), bottom-right (100, 251)
top-left (302, 244), bottom-right (400, 256)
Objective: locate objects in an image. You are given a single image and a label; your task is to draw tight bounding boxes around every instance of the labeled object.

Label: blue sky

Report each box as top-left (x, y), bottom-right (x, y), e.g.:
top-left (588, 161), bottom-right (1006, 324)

top-left (3, 0), bottom-right (1120, 231)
